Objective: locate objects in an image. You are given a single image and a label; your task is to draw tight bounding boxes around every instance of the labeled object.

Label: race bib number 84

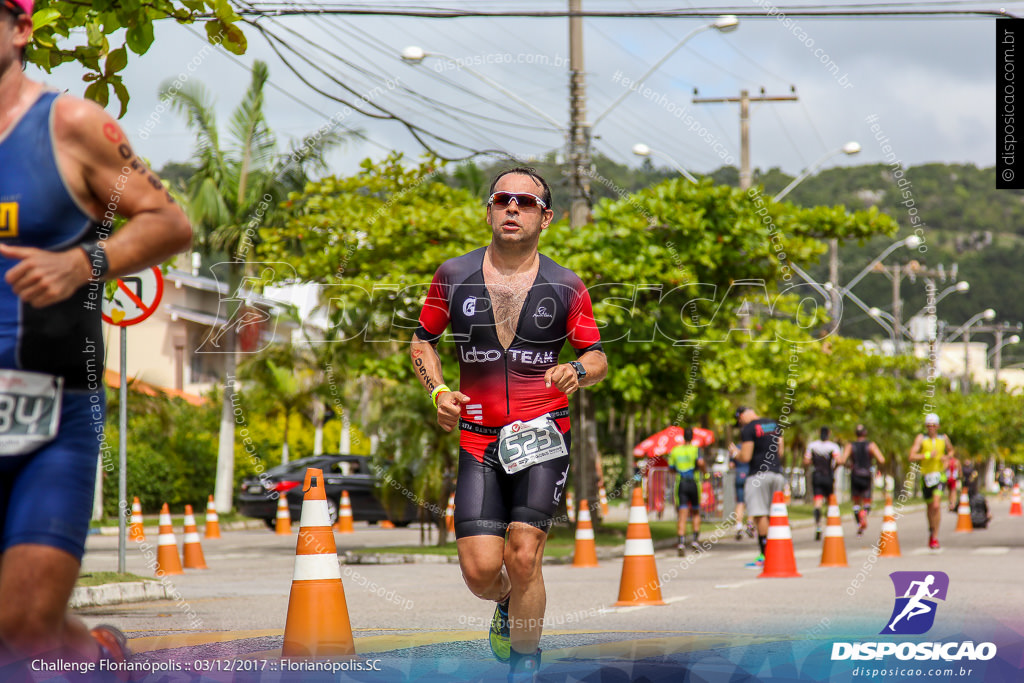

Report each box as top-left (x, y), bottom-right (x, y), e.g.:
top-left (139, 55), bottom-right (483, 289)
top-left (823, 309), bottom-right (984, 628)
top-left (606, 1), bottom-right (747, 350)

top-left (0, 370), bottom-right (62, 456)
top-left (498, 415), bottom-right (568, 475)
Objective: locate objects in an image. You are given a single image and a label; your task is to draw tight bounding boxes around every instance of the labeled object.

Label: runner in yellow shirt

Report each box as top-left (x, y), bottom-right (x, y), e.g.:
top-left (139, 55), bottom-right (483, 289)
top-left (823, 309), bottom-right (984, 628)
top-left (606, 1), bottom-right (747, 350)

top-left (667, 428), bottom-right (706, 556)
top-left (909, 413), bottom-right (955, 550)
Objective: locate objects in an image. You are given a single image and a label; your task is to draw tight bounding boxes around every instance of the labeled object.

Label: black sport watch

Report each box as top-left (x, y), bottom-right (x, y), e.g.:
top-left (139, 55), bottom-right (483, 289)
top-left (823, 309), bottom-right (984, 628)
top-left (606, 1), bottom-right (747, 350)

top-left (569, 361), bottom-right (587, 381)
top-left (79, 240), bottom-right (109, 281)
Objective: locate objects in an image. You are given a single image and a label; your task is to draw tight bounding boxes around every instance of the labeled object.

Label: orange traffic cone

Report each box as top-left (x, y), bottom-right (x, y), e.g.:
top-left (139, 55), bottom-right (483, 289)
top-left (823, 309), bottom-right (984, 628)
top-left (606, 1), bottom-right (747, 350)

top-left (819, 494), bottom-right (848, 568)
top-left (205, 494), bottom-right (221, 539)
top-left (1010, 484), bottom-right (1023, 517)
top-left (276, 495), bottom-right (292, 535)
top-left (334, 490), bottom-right (354, 534)
top-left (571, 499), bottom-right (599, 568)
top-left (878, 495), bottom-right (901, 557)
top-left (129, 496), bottom-right (145, 542)
top-left (614, 487), bottom-right (666, 606)
top-left (783, 483), bottom-right (792, 505)
top-left (566, 490), bottom-right (576, 523)
top-left (282, 468), bottom-right (355, 657)
top-left (380, 520), bottom-right (395, 529)
top-left (760, 491), bottom-right (801, 578)
top-left (955, 492), bottom-right (973, 533)
top-left (155, 503), bottom-right (183, 576)
top-left (182, 505), bottom-right (208, 570)
top-left (599, 485), bottom-right (610, 516)
top-left (445, 493), bottom-right (455, 534)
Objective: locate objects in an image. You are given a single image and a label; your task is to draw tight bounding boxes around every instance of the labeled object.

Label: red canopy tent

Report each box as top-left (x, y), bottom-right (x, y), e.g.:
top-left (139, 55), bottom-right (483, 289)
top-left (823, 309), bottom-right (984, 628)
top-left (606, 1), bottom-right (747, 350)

top-left (633, 426), bottom-right (715, 459)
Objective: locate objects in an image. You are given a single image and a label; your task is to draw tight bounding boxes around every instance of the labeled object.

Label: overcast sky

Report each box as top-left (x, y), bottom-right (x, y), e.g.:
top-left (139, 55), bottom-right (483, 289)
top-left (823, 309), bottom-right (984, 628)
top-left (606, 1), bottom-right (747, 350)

top-left (30, 1), bottom-right (1010, 178)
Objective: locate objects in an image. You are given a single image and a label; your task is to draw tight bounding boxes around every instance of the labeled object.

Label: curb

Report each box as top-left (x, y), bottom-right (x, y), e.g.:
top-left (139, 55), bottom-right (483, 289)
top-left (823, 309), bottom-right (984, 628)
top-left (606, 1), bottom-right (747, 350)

top-left (92, 520), bottom-right (267, 536)
top-left (70, 581), bottom-right (171, 609)
top-left (340, 506), bottom-right (929, 565)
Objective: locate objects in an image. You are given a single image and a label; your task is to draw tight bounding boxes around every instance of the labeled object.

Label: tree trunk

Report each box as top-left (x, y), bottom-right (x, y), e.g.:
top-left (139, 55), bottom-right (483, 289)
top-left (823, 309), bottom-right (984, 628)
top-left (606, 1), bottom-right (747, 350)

top-left (282, 409), bottom-right (291, 465)
top-left (313, 399), bottom-right (324, 455)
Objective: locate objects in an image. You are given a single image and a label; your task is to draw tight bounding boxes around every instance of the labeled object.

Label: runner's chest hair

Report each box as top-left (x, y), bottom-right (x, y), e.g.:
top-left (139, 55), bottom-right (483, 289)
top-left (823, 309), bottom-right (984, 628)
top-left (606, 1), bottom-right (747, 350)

top-left (483, 264), bottom-right (537, 349)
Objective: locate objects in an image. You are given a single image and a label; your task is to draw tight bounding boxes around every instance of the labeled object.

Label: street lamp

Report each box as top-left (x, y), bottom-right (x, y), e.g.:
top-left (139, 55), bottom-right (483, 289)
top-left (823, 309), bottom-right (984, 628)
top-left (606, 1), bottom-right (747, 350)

top-left (400, 46), bottom-right (566, 130)
top-left (774, 141), bottom-right (861, 202)
top-left (592, 15), bottom-right (739, 128)
top-left (840, 235), bottom-right (922, 295)
top-left (945, 308), bottom-right (996, 393)
top-left (632, 143), bottom-right (698, 184)
top-left (911, 280), bottom-right (968, 320)
top-left (868, 307), bottom-right (898, 348)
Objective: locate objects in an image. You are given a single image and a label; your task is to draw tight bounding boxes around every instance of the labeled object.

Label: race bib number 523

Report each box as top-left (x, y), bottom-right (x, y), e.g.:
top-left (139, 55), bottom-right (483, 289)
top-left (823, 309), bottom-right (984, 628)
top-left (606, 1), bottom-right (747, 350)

top-left (497, 415), bottom-right (568, 475)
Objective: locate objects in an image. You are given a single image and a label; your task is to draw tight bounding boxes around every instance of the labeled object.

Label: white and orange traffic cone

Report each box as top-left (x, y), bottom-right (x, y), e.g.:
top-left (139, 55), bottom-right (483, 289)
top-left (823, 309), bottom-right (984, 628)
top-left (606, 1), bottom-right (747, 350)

top-left (445, 493), bottom-right (455, 534)
top-left (571, 499), bottom-right (599, 568)
top-left (599, 485), bottom-right (610, 517)
top-left (613, 487), bottom-right (666, 606)
top-left (129, 496), bottom-right (145, 542)
top-left (334, 490), bottom-right (354, 534)
top-left (282, 468), bottom-right (355, 657)
top-left (878, 495), bottom-right (901, 558)
top-left (955, 491), bottom-right (973, 533)
top-left (205, 494), bottom-right (221, 539)
top-left (819, 494), bottom-right (848, 568)
top-left (276, 495), bottom-right (292, 535)
top-left (155, 503), bottom-right (183, 576)
top-left (380, 520), bottom-right (395, 529)
top-left (182, 505), bottom-right (208, 570)
top-left (760, 491), bottom-right (801, 578)
top-left (566, 490), bottom-right (576, 524)
top-left (783, 483), bottom-right (792, 505)
top-left (1010, 484), bottom-right (1022, 517)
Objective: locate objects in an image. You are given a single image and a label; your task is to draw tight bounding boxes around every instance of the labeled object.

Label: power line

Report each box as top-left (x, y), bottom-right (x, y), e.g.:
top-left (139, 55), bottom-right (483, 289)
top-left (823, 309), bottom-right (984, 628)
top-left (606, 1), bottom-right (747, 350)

top-left (232, 4), bottom-right (1016, 19)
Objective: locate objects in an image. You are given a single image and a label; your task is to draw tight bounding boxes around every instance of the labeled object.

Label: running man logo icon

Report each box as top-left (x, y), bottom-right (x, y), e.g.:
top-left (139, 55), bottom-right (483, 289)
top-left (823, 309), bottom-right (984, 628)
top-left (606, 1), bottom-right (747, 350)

top-left (881, 571), bottom-right (949, 635)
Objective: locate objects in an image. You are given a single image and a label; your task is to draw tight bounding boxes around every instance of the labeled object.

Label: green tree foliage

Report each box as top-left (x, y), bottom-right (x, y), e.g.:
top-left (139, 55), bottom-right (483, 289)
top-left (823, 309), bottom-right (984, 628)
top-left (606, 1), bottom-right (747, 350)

top-left (28, 0), bottom-right (247, 116)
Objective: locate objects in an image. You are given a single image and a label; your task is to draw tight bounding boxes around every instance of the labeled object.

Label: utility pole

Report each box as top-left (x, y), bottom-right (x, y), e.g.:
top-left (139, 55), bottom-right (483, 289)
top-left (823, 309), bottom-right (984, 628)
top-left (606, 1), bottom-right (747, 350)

top-left (970, 322), bottom-right (1023, 392)
top-left (567, 0), bottom-right (597, 515)
top-left (692, 88), bottom-right (798, 190)
top-left (568, 0), bottom-right (590, 228)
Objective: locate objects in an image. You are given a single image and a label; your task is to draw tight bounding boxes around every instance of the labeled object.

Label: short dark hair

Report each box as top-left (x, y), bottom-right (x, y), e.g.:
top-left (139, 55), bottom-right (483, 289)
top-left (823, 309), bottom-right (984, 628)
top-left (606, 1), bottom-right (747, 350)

top-left (855, 424), bottom-right (867, 437)
top-left (684, 427), bottom-right (694, 441)
top-left (820, 427), bottom-right (830, 440)
top-left (488, 166), bottom-right (552, 213)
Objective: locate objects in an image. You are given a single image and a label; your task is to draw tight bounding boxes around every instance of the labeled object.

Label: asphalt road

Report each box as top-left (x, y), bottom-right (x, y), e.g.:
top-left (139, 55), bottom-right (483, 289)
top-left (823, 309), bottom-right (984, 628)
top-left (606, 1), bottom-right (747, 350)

top-left (72, 498), bottom-right (1024, 682)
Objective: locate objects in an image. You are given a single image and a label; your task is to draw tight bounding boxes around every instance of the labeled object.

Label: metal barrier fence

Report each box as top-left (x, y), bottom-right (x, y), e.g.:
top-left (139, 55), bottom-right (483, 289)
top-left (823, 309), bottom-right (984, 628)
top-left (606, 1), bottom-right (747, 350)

top-left (643, 466), bottom-right (726, 522)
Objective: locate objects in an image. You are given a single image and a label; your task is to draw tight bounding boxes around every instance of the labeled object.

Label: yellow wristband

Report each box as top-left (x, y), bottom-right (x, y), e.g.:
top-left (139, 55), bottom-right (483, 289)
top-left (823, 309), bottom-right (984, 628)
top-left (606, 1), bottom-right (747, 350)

top-left (431, 384), bottom-right (451, 408)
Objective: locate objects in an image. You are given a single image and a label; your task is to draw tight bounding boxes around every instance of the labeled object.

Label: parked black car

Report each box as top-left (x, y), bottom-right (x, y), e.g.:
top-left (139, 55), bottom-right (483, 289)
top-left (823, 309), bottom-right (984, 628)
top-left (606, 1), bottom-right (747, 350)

top-left (236, 454), bottom-right (415, 528)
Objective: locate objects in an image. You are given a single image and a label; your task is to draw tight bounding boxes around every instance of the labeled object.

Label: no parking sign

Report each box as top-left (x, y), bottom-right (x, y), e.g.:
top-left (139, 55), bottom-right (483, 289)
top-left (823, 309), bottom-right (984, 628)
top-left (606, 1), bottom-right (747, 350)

top-left (101, 266), bottom-right (164, 326)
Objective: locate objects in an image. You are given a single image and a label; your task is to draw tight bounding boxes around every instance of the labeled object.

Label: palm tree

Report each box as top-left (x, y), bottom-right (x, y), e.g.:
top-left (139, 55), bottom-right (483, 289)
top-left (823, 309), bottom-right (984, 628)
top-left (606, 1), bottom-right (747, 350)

top-left (163, 60), bottom-right (349, 512)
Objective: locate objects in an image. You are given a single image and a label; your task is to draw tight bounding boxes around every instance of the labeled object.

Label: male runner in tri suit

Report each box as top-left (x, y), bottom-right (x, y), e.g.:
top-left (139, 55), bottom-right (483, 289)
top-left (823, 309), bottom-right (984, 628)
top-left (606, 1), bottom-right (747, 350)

top-left (803, 426), bottom-right (841, 541)
top-left (411, 168), bottom-right (606, 681)
top-left (667, 428), bottom-right (705, 556)
top-left (0, 0), bottom-right (191, 667)
top-left (841, 424), bottom-right (885, 535)
top-left (733, 406), bottom-right (785, 568)
top-left (909, 413), bottom-right (955, 549)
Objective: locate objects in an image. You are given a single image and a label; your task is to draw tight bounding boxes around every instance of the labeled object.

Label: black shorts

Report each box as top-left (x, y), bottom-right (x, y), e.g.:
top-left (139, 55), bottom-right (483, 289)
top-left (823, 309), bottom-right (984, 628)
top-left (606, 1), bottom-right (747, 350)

top-left (850, 474), bottom-right (873, 500)
top-left (676, 476), bottom-right (701, 512)
top-left (453, 430), bottom-right (571, 539)
top-left (922, 478), bottom-right (941, 502)
top-left (812, 475), bottom-right (834, 499)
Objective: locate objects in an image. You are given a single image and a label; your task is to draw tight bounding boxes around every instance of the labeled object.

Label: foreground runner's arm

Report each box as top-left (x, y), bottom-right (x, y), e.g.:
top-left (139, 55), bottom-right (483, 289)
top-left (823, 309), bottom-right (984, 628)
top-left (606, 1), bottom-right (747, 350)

top-left (0, 98), bottom-right (190, 307)
top-left (839, 443), bottom-right (852, 468)
top-left (543, 349), bottom-right (607, 396)
top-left (411, 332), bottom-right (468, 433)
top-left (870, 442), bottom-right (886, 466)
